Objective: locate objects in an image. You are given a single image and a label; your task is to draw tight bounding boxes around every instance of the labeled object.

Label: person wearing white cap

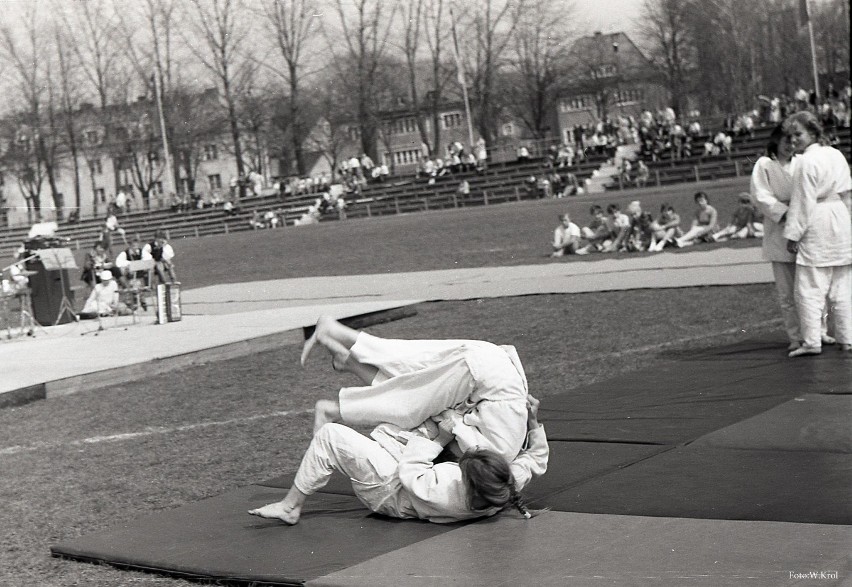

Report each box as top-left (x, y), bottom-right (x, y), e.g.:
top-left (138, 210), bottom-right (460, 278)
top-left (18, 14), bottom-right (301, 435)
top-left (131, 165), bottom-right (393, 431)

top-left (80, 270), bottom-right (128, 318)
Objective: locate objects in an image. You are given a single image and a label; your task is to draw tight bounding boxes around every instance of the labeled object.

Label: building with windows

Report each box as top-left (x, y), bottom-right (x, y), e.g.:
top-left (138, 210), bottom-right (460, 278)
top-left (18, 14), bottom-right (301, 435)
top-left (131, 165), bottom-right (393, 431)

top-left (0, 90), bottom-right (241, 227)
top-left (556, 31), bottom-right (667, 137)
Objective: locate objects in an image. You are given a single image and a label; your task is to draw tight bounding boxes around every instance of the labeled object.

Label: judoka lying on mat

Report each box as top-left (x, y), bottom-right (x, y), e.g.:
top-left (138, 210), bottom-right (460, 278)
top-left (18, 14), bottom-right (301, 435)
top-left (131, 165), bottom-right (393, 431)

top-left (249, 315), bottom-right (549, 524)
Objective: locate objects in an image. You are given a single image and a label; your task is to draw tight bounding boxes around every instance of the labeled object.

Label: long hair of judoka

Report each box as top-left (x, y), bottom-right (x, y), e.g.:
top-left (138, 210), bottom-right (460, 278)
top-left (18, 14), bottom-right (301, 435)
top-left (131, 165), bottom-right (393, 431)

top-left (459, 449), bottom-right (547, 519)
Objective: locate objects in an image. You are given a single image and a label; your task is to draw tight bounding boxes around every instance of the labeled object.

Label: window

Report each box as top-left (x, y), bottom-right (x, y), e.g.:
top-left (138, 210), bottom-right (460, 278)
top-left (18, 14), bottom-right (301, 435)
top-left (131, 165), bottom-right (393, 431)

top-left (392, 149), bottom-right (420, 166)
top-left (441, 112), bottom-right (463, 129)
top-left (204, 144), bottom-right (218, 160)
top-left (209, 174), bottom-right (222, 189)
top-left (84, 129), bottom-right (100, 146)
top-left (615, 88), bottom-right (643, 105)
top-left (594, 64), bottom-right (617, 78)
top-left (95, 188), bottom-right (105, 203)
top-left (89, 159), bottom-right (102, 175)
top-left (560, 96), bottom-right (593, 112)
top-left (501, 122), bottom-right (515, 137)
top-left (152, 181), bottom-right (163, 195)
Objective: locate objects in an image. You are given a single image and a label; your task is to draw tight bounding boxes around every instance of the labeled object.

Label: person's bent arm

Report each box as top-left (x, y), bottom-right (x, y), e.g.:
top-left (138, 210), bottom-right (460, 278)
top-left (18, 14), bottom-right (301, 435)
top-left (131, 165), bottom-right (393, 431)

top-left (750, 159), bottom-right (789, 223)
top-left (435, 399), bottom-right (527, 462)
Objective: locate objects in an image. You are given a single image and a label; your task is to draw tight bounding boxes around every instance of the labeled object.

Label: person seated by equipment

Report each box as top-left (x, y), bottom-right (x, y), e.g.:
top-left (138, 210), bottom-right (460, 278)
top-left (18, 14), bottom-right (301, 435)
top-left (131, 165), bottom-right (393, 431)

top-left (551, 213), bottom-right (582, 257)
top-left (79, 270), bottom-right (130, 319)
top-left (712, 193), bottom-right (764, 242)
top-left (81, 240), bottom-right (119, 287)
top-left (115, 235), bottom-right (150, 310)
top-left (142, 230), bottom-right (177, 284)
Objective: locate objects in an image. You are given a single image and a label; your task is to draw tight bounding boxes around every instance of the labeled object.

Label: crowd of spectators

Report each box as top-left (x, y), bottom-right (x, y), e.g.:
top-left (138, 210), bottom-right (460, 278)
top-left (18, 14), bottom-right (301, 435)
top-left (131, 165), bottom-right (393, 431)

top-left (549, 190), bottom-right (763, 257)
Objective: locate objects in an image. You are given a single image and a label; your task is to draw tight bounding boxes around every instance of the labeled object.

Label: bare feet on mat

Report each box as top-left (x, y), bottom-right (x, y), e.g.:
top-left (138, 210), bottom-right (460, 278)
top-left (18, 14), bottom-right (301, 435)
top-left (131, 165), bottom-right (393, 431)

top-left (787, 341), bottom-right (801, 351)
top-left (248, 501), bottom-right (301, 525)
top-left (313, 399), bottom-right (341, 435)
top-left (788, 345), bottom-right (821, 358)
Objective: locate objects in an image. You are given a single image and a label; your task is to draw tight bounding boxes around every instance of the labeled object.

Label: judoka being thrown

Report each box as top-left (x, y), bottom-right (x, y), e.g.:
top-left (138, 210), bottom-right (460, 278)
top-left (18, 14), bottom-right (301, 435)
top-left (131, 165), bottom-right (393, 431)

top-left (249, 315), bottom-right (548, 524)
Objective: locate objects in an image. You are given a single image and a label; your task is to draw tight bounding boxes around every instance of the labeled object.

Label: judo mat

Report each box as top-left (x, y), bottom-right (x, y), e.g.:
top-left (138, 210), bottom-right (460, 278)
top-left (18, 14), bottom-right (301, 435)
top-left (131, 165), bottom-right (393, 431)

top-left (52, 338), bottom-right (852, 585)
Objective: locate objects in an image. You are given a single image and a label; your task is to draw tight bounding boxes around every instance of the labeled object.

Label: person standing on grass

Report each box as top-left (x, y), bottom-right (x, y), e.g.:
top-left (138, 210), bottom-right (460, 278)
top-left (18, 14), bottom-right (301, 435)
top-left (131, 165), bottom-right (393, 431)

top-left (782, 111), bottom-right (852, 357)
top-left (248, 315), bottom-right (547, 525)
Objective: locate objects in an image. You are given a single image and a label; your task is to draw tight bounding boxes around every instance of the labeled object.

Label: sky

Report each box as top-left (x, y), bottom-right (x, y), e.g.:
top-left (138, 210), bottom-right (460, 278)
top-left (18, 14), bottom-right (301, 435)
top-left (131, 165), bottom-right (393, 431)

top-left (572, 0), bottom-right (644, 36)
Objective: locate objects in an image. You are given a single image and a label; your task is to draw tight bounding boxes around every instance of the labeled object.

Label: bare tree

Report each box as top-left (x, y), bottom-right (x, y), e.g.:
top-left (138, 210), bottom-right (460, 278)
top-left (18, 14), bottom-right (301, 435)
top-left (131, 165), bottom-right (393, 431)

top-left (105, 106), bottom-right (167, 210)
top-left (185, 0), bottom-right (251, 196)
top-left (813, 0), bottom-right (850, 88)
top-left (52, 26), bottom-right (85, 217)
top-left (507, 0), bottom-right (574, 138)
top-left (638, 0), bottom-right (692, 117)
top-left (262, 0), bottom-right (319, 176)
top-left (456, 0), bottom-right (522, 144)
top-left (58, 0), bottom-right (123, 109)
top-left (327, 0), bottom-right (399, 160)
top-left (0, 7), bottom-right (49, 222)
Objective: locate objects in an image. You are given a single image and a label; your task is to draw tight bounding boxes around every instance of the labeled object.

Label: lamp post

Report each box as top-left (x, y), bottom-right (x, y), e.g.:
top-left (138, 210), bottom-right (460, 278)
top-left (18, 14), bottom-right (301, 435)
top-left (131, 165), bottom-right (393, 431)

top-left (613, 41), bottom-right (622, 118)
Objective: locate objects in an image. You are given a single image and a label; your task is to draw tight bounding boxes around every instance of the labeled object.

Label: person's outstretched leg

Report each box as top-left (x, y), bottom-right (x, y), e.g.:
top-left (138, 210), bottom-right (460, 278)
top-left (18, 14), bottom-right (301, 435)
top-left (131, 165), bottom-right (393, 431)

top-left (249, 423), bottom-right (397, 525)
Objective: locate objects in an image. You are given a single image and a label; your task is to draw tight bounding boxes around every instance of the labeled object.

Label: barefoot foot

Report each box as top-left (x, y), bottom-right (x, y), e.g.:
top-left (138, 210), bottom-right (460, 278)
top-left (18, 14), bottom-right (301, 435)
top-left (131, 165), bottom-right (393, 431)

top-left (248, 502), bottom-right (301, 525)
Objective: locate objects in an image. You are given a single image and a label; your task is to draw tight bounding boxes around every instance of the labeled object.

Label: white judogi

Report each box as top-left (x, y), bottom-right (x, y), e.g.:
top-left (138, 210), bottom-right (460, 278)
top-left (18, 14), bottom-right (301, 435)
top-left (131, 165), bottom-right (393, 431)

top-left (751, 155), bottom-right (800, 342)
top-left (783, 143), bottom-right (852, 348)
top-left (338, 334), bottom-right (529, 463)
top-left (292, 422), bottom-right (549, 524)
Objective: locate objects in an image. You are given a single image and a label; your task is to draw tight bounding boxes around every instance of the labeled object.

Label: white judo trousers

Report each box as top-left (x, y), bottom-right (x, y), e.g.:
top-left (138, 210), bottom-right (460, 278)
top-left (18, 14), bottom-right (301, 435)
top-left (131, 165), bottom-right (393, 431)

top-left (338, 333), bottom-right (529, 461)
top-left (292, 422), bottom-right (409, 518)
top-left (796, 264), bottom-right (852, 347)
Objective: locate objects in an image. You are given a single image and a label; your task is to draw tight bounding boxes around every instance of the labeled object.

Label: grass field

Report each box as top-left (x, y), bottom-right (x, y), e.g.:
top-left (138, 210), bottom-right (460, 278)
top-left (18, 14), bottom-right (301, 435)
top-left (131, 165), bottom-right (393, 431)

top-left (1, 177), bottom-right (790, 587)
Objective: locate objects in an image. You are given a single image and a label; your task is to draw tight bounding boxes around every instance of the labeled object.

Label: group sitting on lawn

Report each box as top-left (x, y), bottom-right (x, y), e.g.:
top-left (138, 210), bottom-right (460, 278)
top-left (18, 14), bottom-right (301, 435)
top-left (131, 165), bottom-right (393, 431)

top-left (550, 191), bottom-right (763, 257)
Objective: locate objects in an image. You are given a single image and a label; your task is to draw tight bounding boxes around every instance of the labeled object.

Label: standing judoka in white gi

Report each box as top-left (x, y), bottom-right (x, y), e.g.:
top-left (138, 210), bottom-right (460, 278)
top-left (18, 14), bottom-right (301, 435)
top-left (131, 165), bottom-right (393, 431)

top-left (782, 111), bottom-right (852, 357)
top-left (750, 125), bottom-right (834, 351)
top-left (248, 315), bottom-right (547, 525)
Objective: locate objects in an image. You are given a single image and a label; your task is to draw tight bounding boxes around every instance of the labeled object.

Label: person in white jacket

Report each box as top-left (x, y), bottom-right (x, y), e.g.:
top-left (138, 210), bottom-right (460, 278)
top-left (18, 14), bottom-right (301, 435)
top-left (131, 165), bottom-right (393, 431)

top-left (782, 111), bottom-right (852, 357)
top-left (249, 395), bottom-right (548, 525)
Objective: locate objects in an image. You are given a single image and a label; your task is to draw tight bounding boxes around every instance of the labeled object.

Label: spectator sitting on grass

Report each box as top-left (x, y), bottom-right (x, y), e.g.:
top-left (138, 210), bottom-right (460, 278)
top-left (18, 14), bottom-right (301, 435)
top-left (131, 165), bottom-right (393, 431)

top-left (602, 203), bottom-right (632, 252)
top-left (712, 193), bottom-right (764, 242)
top-left (517, 144), bottom-right (530, 162)
top-left (622, 201), bottom-right (653, 252)
top-left (551, 213), bottom-right (582, 257)
top-left (576, 205), bottom-right (611, 255)
top-left (676, 191), bottom-right (719, 247)
top-left (649, 204), bottom-right (683, 252)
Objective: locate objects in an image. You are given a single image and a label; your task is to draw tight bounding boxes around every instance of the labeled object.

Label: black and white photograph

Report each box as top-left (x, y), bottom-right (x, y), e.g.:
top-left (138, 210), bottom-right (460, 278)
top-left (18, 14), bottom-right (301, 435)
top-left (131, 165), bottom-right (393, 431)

top-left (0, 0), bottom-right (849, 585)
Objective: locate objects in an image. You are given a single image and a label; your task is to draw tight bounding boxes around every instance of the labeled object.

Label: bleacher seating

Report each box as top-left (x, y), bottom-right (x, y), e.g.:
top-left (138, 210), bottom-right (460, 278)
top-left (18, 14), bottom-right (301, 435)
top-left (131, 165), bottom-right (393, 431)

top-left (2, 125), bottom-right (848, 255)
top-left (605, 125), bottom-right (851, 191)
top-left (0, 153), bottom-right (607, 254)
